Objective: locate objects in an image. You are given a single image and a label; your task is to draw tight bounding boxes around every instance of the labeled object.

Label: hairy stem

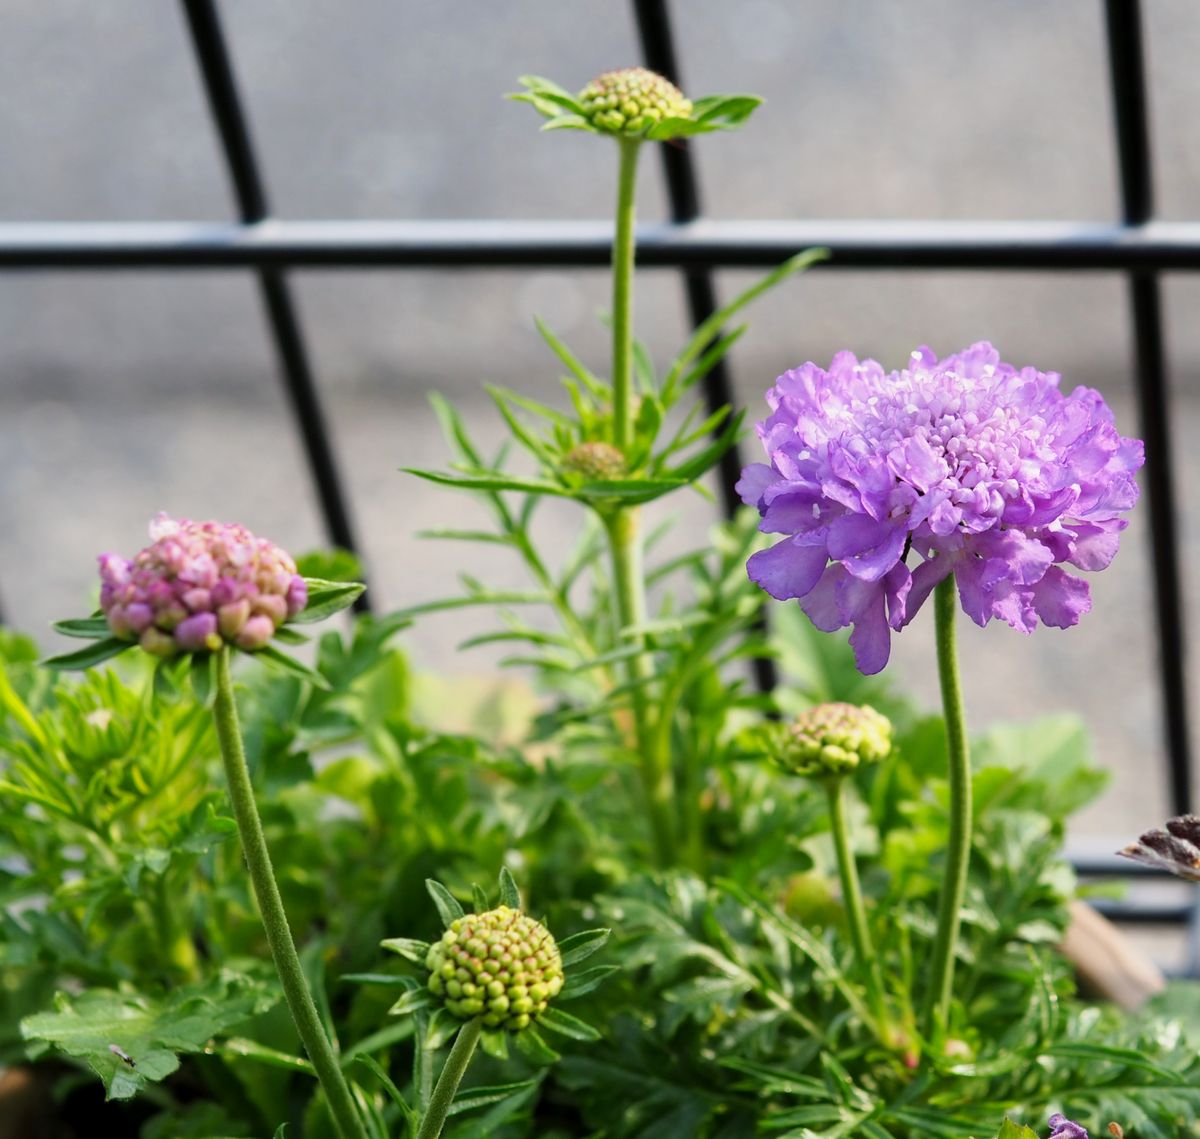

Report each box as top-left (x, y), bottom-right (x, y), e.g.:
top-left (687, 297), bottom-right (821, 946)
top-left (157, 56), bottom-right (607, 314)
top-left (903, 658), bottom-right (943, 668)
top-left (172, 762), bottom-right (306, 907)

top-left (825, 777), bottom-right (886, 1037)
top-left (612, 136), bottom-right (640, 450)
top-left (416, 1018), bottom-right (482, 1139)
top-left (922, 576), bottom-right (973, 1045)
top-left (605, 508), bottom-right (674, 865)
top-left (212, 647), bottom-right (366, 1139)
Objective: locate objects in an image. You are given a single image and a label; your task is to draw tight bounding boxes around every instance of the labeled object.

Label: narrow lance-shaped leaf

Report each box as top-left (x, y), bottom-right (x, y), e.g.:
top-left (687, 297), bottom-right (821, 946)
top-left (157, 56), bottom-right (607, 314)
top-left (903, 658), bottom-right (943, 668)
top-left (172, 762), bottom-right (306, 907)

top-left (498, 866), bottom-right (521, 910)
top-left (426, 878), bottom-right (466, 927)
top-left (557, 927), bottom-right (611, 967)
top-left (42, 637), bottom-right (134, 672)
top-left (291, 578), bottom-right (365, 624)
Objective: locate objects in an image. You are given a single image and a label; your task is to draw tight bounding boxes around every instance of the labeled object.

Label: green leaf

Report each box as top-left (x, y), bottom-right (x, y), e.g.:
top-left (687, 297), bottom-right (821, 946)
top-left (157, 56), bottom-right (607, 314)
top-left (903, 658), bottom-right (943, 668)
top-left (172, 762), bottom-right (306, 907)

top-left (448, 1076), bottom-right (542, 1116)
top-left (996, 1121), bottom-right (1041, 1139)
top-left (189, 651), bottom-right (217, 709)
top-left (251, 643), bottom-right (332, 690)
top-left (20, 970), bottom-right (279, 1101)
top-left (404, 468), bottom-right (574, 499)
top-left (355, 1054), bottom-right (418, 1135)
top-left (577, 477), bottom-right (689, 505)
top-left (498, 867), bottom-right (521, 910)
top-left (557, 928), bottom-right (611, 967)
top-left (426, 879), bottom-right (466, 927)
top-left (388, 988), bottom-right (437, 1018)
top-left (291, 578), bottom-right (365, 624)
top-left (560, 964), bottom-right (619, 1000)
top-left (380, 938), bottom-right (432, 964)
top-left (513, 1024), bottom-right (560, 1065)
top-left (215, 1036), bottom-right (314, 1074)
top-left (271, 625), bottom-right (310, 645)
top-left (533, 317), bottom-right (606, 397)
top-left (42, 637), bottom-right (134, 672)
top-left (663, 249), bottom-right (828, 401)
top-left (537, 1006), bottom-right (601, 1041)
top-left (52, 616), bottom-right (111, 640)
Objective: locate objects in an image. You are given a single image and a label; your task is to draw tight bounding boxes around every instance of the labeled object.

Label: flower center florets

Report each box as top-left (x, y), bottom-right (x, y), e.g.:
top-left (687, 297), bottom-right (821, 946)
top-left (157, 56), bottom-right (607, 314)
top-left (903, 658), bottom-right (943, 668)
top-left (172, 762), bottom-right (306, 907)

top-left (578, 67), bottom-right (692, 136)
top-left (98, 513), bottom-right (306, 656)
top-left (426, 906), bottom-right (563, 1031)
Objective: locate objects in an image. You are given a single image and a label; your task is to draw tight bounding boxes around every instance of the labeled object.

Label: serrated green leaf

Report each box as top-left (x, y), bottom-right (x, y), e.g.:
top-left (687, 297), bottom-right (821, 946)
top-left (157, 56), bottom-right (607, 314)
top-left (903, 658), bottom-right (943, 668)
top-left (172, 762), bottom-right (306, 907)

top-left (996, 1121), bottom-right (1041, 1139)
top-left (426, 879), bottom-right (466, 927)
top-left (42, 637), bottom-right (134, 672)
top-left (291, 578), bottom-right (365, 624)
top-left (557, 927), bottom-right (611, 967)
top-left (498, 867), bottom-right (521, 910)
top-left (20, 970), bottom-right (279, 1101)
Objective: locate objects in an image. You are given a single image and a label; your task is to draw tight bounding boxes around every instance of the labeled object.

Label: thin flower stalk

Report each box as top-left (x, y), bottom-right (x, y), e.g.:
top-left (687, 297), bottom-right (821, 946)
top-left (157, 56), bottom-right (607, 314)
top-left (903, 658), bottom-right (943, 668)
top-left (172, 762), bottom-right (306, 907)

top-left (923, 576), bottom-right (973, 1044)
top-left (213, 647), bottom-right (367, 1139)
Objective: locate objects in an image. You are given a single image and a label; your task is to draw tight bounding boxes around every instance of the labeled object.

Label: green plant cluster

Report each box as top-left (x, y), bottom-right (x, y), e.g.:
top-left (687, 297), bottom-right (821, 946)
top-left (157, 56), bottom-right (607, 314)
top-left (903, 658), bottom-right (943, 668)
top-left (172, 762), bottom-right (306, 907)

top-left (1, 61), bottom-right (1197, 1139)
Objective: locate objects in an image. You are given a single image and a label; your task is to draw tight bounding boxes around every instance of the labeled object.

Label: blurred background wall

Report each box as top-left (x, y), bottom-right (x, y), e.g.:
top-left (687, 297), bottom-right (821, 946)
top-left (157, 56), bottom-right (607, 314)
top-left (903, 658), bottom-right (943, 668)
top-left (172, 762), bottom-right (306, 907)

top-left (1, 1), bottom-right (1197, 854)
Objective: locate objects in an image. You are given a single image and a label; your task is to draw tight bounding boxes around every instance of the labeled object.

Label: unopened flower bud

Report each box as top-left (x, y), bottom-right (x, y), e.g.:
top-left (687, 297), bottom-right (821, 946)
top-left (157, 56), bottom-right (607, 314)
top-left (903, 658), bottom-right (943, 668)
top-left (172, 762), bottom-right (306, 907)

top-left (98, 514), bottom-right (306, 655)
top-left (561, 441), bottom-right (625, 482)
top-left (774, 702), bottom-right (892, 778)
top-left (426, 906), bottom-right (563, 1031)
top-left (578, 68), bottom-right (692, 137)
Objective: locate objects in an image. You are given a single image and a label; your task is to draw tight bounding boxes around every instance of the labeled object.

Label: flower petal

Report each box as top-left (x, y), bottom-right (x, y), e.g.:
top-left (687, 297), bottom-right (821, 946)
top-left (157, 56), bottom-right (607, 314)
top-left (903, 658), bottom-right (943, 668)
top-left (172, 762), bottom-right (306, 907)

top-left (746, 536), bottom-right (828, 601)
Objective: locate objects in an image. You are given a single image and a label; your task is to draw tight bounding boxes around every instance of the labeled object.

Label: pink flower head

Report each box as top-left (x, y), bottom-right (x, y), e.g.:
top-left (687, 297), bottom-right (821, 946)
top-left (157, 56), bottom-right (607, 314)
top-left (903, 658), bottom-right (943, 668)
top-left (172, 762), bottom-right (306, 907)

top-left (98, 513), bottom-right (307, 656)
top-left (738, 343), bottom-right (1143, 674)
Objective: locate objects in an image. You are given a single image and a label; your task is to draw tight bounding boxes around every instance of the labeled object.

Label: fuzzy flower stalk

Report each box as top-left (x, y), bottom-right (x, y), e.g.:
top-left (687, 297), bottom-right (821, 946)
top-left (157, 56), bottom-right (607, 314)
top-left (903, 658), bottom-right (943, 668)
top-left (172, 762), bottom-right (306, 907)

top-left (764, 703), bottom-right (893, 1039)
top-left (740, 344), bottom-right (1143, 1045)
top-left (54, 516), bottom-right (366, 1139)
top-left (513, 69), bottom-right (761, 867)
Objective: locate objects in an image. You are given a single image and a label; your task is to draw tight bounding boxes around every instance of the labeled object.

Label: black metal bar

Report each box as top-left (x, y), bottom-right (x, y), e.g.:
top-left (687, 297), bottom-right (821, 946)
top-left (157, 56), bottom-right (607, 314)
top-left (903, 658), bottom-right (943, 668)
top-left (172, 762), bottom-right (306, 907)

top-left (180, 0), bottom-right (366, 598)
top-left (1105, 0), bottom-right (1192, 814)
top-left (7, 218), bottom-right (1200, 270)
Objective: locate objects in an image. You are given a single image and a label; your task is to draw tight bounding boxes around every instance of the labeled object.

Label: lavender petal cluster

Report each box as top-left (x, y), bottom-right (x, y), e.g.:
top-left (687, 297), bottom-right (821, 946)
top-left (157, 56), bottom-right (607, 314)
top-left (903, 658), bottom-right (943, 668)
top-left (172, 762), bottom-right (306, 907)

top-left (98, 513), bottom-right (307, 655)
top-left (1047, 1114), bottom-right (1089, 1139)
top-left (738, 343), bottom-right (1143, 674)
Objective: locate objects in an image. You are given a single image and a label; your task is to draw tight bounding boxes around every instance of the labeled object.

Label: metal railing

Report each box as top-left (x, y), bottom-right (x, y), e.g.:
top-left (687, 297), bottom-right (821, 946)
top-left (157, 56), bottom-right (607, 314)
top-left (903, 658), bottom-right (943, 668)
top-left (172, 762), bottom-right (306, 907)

top-left (1, 0), bottom-right (1194, 956)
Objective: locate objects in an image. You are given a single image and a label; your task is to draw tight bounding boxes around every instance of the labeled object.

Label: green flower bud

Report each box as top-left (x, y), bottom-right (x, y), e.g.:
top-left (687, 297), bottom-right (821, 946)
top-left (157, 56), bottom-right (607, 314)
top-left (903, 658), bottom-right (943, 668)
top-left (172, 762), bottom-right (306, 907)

top-left (578, 68), bottom-right (692, 138)
top-left (561, 441), bottom-right (626, 482)
top-left (425, 906), bottom-right (563, 1031)
top-left (773, 702), bottom-right (893, 778)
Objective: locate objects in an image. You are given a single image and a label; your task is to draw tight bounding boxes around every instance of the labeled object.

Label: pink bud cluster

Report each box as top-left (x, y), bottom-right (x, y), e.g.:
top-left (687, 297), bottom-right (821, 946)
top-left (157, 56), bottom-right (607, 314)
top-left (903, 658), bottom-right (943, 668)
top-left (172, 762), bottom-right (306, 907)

top-left (98, 513), bottom-right (307, 656)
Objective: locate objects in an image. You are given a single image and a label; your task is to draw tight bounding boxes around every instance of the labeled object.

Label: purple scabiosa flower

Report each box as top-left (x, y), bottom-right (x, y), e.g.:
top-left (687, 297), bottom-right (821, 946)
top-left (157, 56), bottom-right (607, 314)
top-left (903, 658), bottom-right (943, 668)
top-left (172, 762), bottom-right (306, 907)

top-left (98, 513), bottom-right (307, 656)
top-left (738, 343), bottom-right (1143, 674)
top-left (1047, 1114), bottom-right (1089, 1139)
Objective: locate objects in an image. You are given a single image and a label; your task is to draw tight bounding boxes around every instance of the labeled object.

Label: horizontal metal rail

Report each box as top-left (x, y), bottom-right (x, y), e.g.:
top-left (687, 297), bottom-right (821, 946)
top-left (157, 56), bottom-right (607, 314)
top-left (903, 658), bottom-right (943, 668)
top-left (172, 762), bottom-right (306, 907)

top-left (5, 218), bottom-right (1200, 270)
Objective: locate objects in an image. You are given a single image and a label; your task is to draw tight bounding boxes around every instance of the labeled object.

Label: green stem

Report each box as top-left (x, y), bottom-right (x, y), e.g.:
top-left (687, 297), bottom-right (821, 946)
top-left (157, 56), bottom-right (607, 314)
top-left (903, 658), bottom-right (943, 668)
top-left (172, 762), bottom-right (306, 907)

top-left (825, 777), bottom-right (887, 1037)
top-left (611, 137), bottom-right (640, 450)
top-left (416, 1018), bottom-right (482, 1139)
top-left (604, 509), bottom-right (674, 865)
top-left (922, 576), bottom-right (973, 1045)
top-left (212, 648), bottom-right (367, 1139)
